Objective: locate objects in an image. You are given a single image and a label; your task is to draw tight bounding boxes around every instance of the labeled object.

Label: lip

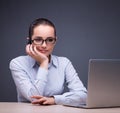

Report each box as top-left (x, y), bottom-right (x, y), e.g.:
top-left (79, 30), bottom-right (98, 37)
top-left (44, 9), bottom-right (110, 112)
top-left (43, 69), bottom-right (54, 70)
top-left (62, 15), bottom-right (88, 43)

top-left (39, 50), bottom-right (48, 53)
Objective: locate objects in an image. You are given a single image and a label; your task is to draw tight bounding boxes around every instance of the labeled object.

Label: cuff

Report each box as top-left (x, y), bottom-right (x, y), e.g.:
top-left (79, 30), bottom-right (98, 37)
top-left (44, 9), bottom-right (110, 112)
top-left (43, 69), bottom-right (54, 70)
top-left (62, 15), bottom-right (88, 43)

top-left (53, 95), bottom-right (65, 105)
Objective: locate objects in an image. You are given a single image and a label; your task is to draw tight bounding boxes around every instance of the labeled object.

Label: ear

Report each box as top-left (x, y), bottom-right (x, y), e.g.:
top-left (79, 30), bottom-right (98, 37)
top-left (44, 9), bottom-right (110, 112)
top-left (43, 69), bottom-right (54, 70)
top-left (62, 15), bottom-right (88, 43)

top-left (27, 37), bottom-right (32, 44)
top-left (54, 36), bottom-right (57, 45)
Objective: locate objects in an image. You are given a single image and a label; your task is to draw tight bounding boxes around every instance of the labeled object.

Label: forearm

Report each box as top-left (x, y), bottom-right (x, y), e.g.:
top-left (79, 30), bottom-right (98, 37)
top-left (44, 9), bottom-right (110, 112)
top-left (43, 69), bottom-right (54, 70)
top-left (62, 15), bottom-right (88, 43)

top-left (29, 67), bottom-right (48, 96)
top-left (9, 54), bottom-right (49, 102)
top-left (10, 66), bottom-right (48, 102)
top-left (54, 91), bottom-right (87, 107)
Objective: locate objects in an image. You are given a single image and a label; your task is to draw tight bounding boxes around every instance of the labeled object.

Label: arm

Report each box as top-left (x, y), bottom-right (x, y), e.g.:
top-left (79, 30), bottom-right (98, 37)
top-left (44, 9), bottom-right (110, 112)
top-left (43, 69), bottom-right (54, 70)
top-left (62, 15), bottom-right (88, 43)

top-left (9, 44), bottom-right (49, 102)
top-left (28, 57), bottom-right (87, 106)
top-left (54, 59), bottom-right (87, 107)
top-left (9, 59), bottom-right (48, 102)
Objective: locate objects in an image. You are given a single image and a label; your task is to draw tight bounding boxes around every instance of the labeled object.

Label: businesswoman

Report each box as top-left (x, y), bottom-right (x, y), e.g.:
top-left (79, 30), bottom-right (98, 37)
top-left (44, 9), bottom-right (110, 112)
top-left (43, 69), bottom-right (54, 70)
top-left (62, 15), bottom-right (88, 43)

top-left (9, 18), bottom-right (87, 107)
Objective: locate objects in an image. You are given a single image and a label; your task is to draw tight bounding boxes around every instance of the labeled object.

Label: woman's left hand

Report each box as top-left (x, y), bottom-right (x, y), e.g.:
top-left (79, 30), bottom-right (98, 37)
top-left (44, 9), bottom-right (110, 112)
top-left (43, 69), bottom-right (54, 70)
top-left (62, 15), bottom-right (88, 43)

top-left (31, 95), bottom-right (55, 105)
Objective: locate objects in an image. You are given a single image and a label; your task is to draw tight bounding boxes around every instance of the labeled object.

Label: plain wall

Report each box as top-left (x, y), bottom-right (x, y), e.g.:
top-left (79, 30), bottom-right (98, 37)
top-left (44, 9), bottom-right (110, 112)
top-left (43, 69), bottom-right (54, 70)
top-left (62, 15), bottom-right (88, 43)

top-left (0, 0), bottom-right (120, 102)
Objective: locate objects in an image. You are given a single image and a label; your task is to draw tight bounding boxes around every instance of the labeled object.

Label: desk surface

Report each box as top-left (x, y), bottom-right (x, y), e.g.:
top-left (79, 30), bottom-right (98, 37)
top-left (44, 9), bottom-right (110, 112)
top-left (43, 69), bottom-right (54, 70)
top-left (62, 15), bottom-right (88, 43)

top-left (0, 102), bottom-right (120, 113)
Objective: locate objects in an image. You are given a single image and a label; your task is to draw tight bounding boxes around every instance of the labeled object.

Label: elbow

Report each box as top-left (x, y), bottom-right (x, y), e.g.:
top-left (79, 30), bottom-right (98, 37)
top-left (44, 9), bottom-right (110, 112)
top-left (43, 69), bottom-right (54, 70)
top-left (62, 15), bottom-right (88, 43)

top-left (73, 91), bottom-right (87, 106)
top-left (64, 91), bottom-right (87, 107)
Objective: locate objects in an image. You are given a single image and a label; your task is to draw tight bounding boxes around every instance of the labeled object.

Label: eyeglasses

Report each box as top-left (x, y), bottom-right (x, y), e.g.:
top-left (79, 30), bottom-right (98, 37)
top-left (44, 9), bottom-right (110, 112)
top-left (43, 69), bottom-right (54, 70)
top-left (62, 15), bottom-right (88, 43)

top-left (31, 37), bottom-right (56, 45)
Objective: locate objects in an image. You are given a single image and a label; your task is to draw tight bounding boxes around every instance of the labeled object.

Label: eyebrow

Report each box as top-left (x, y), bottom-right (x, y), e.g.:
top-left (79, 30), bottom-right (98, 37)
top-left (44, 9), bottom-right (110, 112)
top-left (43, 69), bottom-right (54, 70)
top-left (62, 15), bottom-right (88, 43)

top-left (33, 36), bottom-right (55, 39)
top-left (33, 36), bottom-right (42, 39)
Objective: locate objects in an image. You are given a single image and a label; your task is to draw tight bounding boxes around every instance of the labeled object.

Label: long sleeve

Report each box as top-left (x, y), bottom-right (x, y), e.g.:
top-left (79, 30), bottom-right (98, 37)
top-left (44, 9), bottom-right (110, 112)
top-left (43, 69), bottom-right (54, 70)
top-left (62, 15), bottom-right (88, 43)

top-left (9, 55), bottom-right (87, 106)
top-left (54, 58), bottom-right (87, 107)
top-left (9, 57), bottom-right (48, 102)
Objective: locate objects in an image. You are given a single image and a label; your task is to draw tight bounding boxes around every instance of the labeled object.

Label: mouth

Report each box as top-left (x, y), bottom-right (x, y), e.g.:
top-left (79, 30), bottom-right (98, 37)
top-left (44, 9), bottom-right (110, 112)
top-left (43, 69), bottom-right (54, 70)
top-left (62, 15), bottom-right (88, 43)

top-left (39, 50), bottom-right (48, 54)
top-left (36, 47), bottom-right (48, 54)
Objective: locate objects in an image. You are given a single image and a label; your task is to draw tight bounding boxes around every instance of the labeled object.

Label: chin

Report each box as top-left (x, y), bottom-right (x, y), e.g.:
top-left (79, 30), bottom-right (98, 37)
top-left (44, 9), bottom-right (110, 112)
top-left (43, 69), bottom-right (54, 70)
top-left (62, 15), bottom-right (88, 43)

top-left (44, 53), bottom-right (50, 57)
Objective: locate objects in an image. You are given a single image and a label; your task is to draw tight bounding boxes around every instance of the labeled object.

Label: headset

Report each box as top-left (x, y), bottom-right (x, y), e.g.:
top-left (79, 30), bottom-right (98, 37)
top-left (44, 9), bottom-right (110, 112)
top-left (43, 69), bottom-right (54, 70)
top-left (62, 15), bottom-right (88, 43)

top-left (27, 37), bottom-right (32, 44)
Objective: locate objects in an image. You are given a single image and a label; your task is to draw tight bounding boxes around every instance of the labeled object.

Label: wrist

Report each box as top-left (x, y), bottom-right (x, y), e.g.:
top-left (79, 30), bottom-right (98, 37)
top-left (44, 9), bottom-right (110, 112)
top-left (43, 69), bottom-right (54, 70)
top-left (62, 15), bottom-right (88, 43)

top-left (51, 96), bottom-right (56, 105)
top-left (40, 60), bottom-right (49, 69)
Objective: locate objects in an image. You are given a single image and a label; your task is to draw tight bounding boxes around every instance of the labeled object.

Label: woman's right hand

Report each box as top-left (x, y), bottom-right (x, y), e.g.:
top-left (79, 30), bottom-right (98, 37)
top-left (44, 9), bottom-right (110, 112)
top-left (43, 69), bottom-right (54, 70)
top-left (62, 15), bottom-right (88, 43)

top-left (26, 44), bottom-right (49, 69)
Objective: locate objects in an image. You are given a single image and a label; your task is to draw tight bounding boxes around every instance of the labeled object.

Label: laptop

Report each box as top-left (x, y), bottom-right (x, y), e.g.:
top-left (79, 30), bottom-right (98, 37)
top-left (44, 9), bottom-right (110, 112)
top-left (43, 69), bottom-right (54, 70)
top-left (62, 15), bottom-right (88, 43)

top-left (81, 59), bottom-right (120, 108)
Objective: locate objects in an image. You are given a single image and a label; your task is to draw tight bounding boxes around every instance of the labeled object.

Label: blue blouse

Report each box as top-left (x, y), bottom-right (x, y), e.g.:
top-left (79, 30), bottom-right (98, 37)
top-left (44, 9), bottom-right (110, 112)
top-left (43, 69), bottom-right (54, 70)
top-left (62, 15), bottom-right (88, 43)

top-left (9, 55), bottom-right (87, 107)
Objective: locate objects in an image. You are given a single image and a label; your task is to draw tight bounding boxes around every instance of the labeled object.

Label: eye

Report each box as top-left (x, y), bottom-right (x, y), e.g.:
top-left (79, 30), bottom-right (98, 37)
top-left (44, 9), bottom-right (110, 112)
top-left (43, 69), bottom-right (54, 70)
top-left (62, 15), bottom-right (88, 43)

top-left (34, 38), bottom-right (42, 42)
top-left (47, 38), bottom-right (54, 42)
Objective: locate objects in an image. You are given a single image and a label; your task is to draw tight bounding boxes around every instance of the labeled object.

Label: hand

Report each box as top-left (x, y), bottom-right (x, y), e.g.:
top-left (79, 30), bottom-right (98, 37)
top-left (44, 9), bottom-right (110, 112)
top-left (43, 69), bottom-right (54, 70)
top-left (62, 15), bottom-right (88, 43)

top-left (26, 44), bottom-right (49, 69)
top-left (31, 95), bottom-right (55, 105)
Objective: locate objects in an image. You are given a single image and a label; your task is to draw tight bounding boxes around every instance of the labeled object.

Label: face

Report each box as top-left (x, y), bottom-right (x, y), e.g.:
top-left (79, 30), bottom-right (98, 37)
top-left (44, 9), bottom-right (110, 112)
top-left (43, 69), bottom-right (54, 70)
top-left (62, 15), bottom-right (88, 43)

top-left (31, 25), bottom-right (56, 57)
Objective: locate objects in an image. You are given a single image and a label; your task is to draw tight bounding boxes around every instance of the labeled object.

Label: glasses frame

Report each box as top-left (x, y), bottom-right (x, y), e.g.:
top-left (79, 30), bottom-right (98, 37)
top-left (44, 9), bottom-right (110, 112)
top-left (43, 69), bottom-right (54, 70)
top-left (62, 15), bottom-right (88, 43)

top-left (31, 37), bottom-right (56, 45)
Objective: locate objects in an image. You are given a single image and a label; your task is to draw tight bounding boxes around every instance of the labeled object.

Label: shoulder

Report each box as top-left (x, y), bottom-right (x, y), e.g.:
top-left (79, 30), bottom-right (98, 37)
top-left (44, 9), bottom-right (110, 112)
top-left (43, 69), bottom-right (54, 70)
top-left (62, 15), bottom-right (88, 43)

top-left (52, 54), bottom-right (70, 61)
top-left (52, 55), bottom-right (71, 67)
top-left (9, 55), bottom-right (35, 69)
top-left (10, 55), bottom-right (29, 63)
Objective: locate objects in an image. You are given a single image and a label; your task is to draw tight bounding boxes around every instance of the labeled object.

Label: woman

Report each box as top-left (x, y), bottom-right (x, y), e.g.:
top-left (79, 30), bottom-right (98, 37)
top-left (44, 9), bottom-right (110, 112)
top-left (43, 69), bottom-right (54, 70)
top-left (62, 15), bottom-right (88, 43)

top-left (9, 18), bottom-right (87, 107)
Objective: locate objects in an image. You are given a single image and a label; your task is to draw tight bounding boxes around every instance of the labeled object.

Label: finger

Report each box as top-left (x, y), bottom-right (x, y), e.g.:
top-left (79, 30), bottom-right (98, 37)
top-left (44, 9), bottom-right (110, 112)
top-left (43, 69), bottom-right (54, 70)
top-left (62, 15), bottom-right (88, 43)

top-left (26, 44), bottom-right (31, 55)
top-left (32, 97), bottom-right (47, 104)
top-left (34, 46), bottom-right (41, 55)
top-left (34, 46), bottom-right (47, 59)
top-left (26, 44), bottom-right (35, 57)
top-left (43, 97), bottom-right (55, 105)
top-left (39, 97), bottom-right (47, 104)
top-left (29, 45), bottom-right (36, 55)
top-left (31, 95), bottom-right (43, 99)
top-left (43, 101), bottom-right (48, 105)
top-left (32, 99), bottom-right (41, 104)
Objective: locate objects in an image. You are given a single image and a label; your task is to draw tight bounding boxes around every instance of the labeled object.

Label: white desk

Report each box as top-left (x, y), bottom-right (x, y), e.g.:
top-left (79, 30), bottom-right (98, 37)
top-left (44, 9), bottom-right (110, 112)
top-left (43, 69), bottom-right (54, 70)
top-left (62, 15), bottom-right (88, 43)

top-left (0, 102), bottom-right (120, 113)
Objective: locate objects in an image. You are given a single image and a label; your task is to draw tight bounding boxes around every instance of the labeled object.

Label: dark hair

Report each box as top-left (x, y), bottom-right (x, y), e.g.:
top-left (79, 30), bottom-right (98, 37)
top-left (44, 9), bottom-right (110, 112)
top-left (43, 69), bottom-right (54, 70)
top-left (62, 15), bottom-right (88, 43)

top-left (28, 18), bottom-right (56, 44)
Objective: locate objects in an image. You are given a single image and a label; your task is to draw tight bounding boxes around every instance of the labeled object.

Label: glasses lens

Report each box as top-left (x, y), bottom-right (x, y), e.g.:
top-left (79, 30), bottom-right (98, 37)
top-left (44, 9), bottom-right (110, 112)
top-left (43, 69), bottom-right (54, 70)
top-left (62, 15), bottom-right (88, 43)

top-left (46, 38), bottom-right (56, 44)
top-left (33, 38), bottom-right (43, 45)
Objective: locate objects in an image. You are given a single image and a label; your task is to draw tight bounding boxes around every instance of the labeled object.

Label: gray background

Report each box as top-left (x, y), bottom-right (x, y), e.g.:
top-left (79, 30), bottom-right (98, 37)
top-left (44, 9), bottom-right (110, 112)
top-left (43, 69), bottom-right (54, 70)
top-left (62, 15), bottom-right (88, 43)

top-left (0, 0), bottom-right (120, 102)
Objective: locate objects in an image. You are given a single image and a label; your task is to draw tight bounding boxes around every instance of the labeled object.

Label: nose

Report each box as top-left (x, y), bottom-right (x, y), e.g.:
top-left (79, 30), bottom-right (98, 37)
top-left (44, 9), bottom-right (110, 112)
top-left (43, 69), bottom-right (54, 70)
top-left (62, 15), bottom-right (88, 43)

top-left (41, 41), bottom-right (47, 47)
